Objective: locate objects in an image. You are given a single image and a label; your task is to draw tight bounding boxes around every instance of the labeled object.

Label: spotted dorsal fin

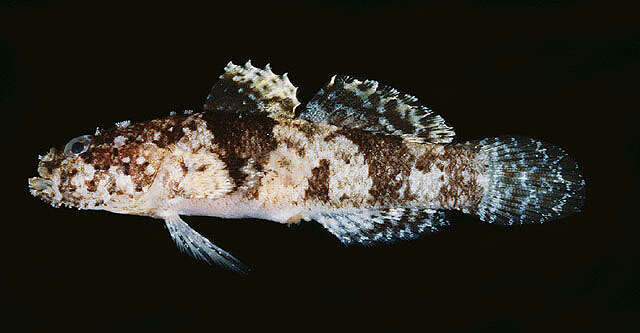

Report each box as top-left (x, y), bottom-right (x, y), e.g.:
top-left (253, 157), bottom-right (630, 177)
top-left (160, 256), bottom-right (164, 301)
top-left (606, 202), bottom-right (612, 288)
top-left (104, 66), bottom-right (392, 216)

top-left (300, 75), bottom-right (455, 143)
top-left (204, 60), bottom-right (301, 119)
top-left (314, 208), bottom-right (450, 245)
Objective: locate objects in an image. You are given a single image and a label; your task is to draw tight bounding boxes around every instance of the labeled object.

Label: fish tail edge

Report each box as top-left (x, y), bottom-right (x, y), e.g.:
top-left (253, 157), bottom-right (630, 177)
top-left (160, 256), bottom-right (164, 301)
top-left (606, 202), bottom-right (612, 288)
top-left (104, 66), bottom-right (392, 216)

top-left (474, 136), bottom-right (585, 225)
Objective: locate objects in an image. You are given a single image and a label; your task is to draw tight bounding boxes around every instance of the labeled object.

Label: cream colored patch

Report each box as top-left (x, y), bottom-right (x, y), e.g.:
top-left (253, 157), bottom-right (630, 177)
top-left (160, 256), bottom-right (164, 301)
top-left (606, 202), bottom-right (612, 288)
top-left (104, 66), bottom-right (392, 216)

top-left (113, 135), bottom-right (127, 148)
top-left (407, 165), bottom-right (444, 204)
top-left (402, 142), bottom-right (447, 205)
top-left (174, 150), bottom-right (233, 199)
top-left (257, 119), bottom-right (373, 213)
top-left (176, 116), bottom-right (216, 153)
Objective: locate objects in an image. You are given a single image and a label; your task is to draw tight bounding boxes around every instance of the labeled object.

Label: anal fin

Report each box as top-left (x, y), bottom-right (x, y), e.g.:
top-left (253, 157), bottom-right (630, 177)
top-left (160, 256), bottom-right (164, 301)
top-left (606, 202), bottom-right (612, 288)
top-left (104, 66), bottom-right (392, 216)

top-left (314, 207), bottom-right (449, 245)
top-left (164, 214), bottom-right (249, 275)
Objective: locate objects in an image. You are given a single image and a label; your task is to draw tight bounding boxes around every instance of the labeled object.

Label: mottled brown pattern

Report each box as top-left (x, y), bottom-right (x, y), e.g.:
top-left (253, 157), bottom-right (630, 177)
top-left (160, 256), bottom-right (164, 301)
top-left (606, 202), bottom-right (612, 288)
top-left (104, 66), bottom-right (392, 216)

top-left (305, 159), bottom-right (331, 203)
top-left (40, 154), bottom-right (64, 175)
top-left (415, 148), bottom-right (434, 172)
top-left (204, 112), bottom-right (277, 193)
top-left (281, 137), bottom-right (306, 158)
top-left (277, 156), bottom-right (291, 168)
top-left (179, 159), bottom-right (188, 173)
top-left (291, 121), bottom-right (317, 139)
top-left (383, 99), bottom-right (415, 133)
top-left (403, 185), bottom-right (417, 201)
top-left (78, 114), bottom-right (197, 196)
top-left (91, 114), bottom-right (192, 150)
top-left (83, 146), bottom-right (117, 171)
top-left (58, 168), bottom-right (78, 193)
top-left (340, 151), bottom-right (351, 164)
top-left (323, 132), bottom-right (340, 143)
top-left (85, 178), bottom-right (98, 192)
top-left (437, 144), bottom-right (483, 211)
top-left (204, 74), bottom-right (296, 118)
top-left (339, 129), bottom-right (415, 205)
top-left (110, 144), bottom-right (156, 191)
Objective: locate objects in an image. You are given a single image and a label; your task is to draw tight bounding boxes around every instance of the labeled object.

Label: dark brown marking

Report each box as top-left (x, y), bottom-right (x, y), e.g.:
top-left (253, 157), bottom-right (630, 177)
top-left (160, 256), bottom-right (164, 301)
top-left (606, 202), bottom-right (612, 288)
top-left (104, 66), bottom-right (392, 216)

top-left (340, 151), bottom-right (352, 164)
top-left (87, 114), bottom-right (192, 154)
top-left (292, 121), bottom-right (316, 139)
top-left (323, 131), bottom-right (339, 142)
top-left (79, 114), bottom-right (196, 197)
top-left (367, 93), bottom-right (382, 110)
top-left (339, 128), bottom-right (415, 205)
top-left (297, 148), bottom-right (306, 158)
top-left (180, 159), bottom-right (188, 173)
top-left (187, 120), bottom-right (198, 131)
top-left (58, 168), bottom-right (79, 193)
top-left (281, 137), bottom-right (306, 158)
top-left (383, 100), bottom-right (415, 133)
top-left (204, 112), bottom-right (278, 194)
top-left (415, 152), bottom-right (433, 172)
top-left (204, 77), bottom-right (259, 115)
top-left (403, 185), bottom-right (417, 201)
top-left (357, 81), bottom-right (373, 91)
top-left (305, 159), bottom-right (330, 203)
top-left (204, 74), bottom-right (297, 118)
top-left (278, 157), bottom-right (291, 168)
top-left (436, 144), bottom-right (483, 211)
top-left (196, 165), bottom-right (207, 172)
top-left (86, 178), bottom-right (98, 192)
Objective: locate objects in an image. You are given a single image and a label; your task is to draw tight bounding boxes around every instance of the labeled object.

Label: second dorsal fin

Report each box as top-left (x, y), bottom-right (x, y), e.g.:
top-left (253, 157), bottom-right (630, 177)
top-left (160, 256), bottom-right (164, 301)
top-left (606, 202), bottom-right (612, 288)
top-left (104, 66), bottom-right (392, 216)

top-left (300, 75), bottom-right (455, 143)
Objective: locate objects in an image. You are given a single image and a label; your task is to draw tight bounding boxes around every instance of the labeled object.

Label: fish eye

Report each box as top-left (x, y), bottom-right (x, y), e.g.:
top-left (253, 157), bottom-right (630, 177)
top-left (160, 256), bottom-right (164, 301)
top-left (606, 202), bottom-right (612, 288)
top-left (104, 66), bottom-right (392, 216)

top-left (64, 135), bottom-right (92, 156)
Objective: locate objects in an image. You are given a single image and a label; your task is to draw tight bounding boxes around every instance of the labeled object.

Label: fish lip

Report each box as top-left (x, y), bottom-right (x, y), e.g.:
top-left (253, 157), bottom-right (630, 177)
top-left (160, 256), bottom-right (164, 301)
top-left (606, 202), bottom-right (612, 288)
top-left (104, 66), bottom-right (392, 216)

top-left (28, 176), bottom-right (51, 193)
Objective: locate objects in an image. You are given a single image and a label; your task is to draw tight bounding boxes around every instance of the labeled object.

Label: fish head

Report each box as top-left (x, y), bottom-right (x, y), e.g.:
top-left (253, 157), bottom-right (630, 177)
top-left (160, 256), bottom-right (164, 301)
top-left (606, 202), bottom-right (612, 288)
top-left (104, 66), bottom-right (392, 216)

top-left (28, 113), bottom-right (237, 217)
top-left (28, 122), bottom-right (168, 216)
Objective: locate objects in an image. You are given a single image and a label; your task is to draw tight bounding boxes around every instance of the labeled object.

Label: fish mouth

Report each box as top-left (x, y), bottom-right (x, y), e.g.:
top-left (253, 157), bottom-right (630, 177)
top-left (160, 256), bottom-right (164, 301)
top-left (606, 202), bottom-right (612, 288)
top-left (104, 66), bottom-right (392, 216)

top-left (29, 176), bottom-right (52, 191)
top-left (28, 148), bottom-right (63, 205)
top-left (28, 175), bottom-right (59, 206)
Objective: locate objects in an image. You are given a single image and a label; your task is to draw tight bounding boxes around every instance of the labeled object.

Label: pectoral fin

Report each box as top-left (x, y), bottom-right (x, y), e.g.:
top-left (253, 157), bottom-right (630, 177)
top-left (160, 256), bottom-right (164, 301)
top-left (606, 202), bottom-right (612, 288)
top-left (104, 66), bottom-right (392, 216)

top-left (164, 214), bottom-right (249, 275)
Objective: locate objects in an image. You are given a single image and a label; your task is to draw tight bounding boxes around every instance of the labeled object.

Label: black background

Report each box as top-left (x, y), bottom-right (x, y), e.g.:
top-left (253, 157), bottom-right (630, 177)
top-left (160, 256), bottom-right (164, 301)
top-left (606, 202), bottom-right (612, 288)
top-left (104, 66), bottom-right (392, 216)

top-left (3, 1), bottom-right (639, 331)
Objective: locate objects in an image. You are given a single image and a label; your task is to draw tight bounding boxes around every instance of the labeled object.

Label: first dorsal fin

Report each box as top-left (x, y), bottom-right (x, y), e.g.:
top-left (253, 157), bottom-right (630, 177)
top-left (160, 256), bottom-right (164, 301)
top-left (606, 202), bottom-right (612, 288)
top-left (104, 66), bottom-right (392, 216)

top-left (204, 60), bottom-right (301, 119)
top-left (314, 208), bottom-right (450, 245)
top-left (300, 75), bottom-right (455, 143)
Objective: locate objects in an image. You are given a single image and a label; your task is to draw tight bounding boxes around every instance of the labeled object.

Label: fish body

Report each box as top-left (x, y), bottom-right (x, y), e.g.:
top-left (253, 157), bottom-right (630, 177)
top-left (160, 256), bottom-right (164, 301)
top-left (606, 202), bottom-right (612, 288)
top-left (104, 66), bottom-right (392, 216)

top-left (29, 61), bottom-right (585, 273)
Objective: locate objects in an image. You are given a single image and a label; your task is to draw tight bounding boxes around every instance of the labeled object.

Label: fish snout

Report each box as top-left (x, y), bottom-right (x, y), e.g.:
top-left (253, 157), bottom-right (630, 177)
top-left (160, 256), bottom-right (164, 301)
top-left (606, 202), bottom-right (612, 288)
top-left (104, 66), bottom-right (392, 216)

top-left (29, 148), bottom-right (63, 203)
top-left (28, 176), bottom-right (52, 192)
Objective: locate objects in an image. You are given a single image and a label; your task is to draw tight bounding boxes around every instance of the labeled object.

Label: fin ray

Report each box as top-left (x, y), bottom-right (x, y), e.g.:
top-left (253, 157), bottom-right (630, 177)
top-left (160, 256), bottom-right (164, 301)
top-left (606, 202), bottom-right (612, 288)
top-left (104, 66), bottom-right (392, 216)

top-left (314, 208), bottom-right (449, 245)
top-left (300, 75), bottom-right (455, 143)
top-left (164, 214), bottom-right (249, 274)
top-left (204, 60), bottom-right (300, 119)
top-left (474, 137), bottom-right (585, 224)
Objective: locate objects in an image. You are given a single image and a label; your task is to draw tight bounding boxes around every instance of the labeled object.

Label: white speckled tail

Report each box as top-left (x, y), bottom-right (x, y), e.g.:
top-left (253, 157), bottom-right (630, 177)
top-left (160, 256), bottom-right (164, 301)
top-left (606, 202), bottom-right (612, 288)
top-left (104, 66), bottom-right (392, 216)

top-left (475, 136), bottom-right (585, 225)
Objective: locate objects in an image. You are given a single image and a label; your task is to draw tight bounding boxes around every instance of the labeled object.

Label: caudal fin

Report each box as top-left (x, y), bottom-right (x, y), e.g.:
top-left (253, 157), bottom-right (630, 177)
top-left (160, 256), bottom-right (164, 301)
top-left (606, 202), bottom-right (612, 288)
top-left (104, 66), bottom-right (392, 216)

top-left (475, 137), bottom-right (585, 225)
